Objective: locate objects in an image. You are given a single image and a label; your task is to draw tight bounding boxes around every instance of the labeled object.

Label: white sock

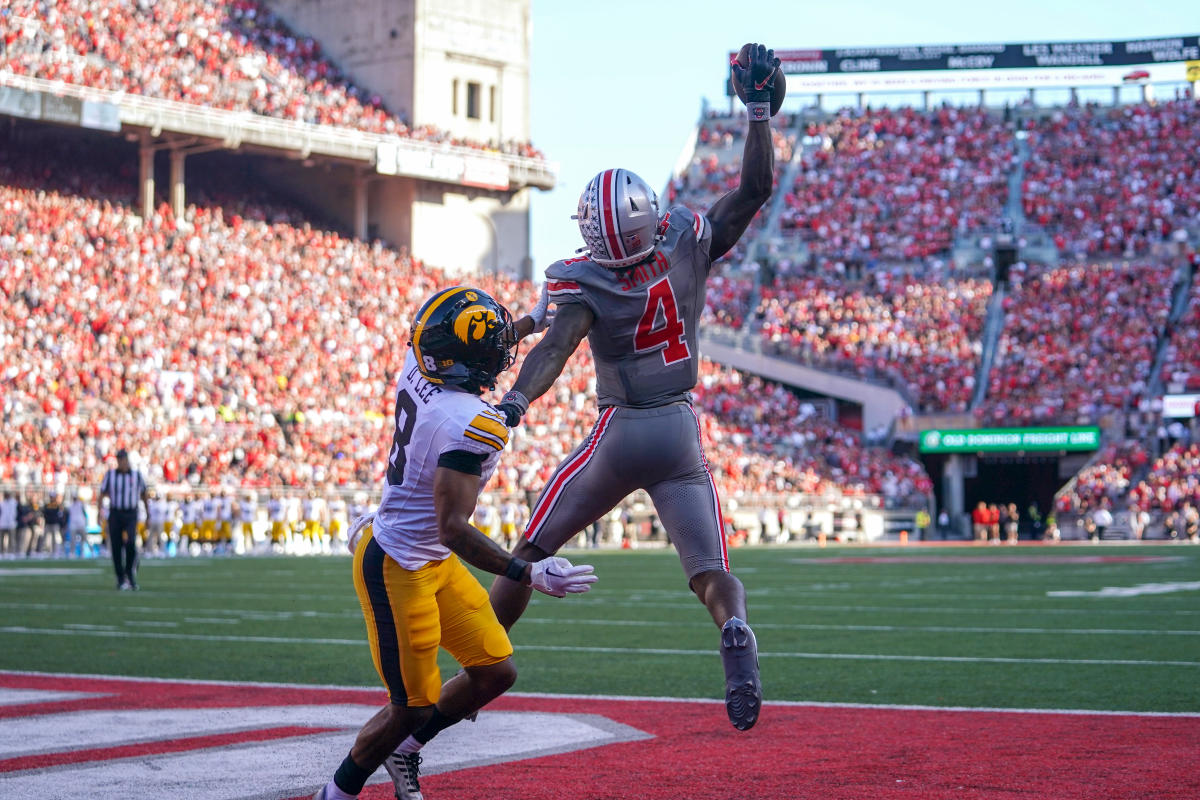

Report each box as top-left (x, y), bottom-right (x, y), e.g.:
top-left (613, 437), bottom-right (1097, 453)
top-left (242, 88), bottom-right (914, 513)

top-left (396, 734), bottom-right (423, 754)
top-left (322, 780), bottom-right (356, 800)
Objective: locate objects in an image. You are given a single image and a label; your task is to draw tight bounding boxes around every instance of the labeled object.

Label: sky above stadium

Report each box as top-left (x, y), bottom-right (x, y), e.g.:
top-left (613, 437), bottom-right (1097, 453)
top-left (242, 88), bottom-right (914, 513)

top-left (526, 0), bottom-right (1194, 278)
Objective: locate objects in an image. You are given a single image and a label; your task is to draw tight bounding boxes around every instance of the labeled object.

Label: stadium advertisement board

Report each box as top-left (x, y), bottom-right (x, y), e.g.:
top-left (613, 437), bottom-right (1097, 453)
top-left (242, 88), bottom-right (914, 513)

top-left (0, 85), bottom-right (120, 131)
top-left (1162, 393), bottom-right (1200, 418)
top-left (919, 426), bottom-right (1101, 454)
top-left (728, 35), bottom-right (1200, 94)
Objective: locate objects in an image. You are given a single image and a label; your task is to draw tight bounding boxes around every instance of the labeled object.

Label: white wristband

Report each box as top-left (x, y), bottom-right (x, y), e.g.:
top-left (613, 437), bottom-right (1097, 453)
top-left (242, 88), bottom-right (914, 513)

top-left (746, 101), bottom-right (771, 122)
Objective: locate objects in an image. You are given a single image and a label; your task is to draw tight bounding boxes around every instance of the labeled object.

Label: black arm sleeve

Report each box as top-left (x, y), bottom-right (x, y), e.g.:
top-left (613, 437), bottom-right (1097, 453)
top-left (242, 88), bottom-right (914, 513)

top-left (437, 450), bottom-right (487, 476)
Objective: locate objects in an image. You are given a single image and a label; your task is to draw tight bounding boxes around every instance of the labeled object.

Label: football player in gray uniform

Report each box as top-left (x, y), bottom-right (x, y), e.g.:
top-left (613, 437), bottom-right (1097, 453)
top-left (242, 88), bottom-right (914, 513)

top-left (490, 43), bottom-right (782, 731)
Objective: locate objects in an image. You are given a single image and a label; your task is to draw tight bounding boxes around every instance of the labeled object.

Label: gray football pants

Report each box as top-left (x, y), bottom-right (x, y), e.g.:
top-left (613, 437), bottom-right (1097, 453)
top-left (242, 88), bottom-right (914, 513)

top-left (524, 402), bottom-right (728, 578)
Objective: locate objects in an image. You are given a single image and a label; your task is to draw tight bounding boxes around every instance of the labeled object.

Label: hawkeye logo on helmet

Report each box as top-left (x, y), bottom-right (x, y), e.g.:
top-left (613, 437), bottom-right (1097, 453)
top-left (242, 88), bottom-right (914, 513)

top-left (453, 305), bottom-right (497, 344)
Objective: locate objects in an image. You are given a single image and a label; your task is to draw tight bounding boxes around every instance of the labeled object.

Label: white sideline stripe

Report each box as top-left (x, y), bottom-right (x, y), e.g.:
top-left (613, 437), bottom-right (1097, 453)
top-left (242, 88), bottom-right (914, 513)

top-left (0, 567), bottom-right (103, 576)
top-left (516, 617), bottom-right (1200, 636)
top-left (3, 596), bottom-right (1192, 635)
top-left (0, 688), bottom-right (108, 706)
top-left (5, 669), bottom-right (1198, 720)
top-left (6, 582), bottom-right (1200, 612)
top-left (3, 596), bottom-right (1197, 620)
top-left (580, 598), bottom-right (1200, 616)
top-left (62, 624), bottom-right (119, 631)
top-left (2, 626), bottom-right (1196, 667)
top-left (1048, 581), bottom-right (1200, 597)
top-left (0, 600), bottom-right (357, 619)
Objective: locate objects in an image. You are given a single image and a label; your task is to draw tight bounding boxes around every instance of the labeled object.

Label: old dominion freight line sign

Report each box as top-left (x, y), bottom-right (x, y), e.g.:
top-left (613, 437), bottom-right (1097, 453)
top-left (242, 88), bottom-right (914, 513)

top-left (919, 426), bottom-right (1102, 454)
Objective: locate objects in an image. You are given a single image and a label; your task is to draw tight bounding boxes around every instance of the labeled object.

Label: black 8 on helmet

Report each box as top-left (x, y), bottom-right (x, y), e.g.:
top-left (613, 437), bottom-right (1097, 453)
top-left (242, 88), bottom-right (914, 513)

top-left (575, 168), bottom-right (661, 268)
top-left (409, 286), bottom-right (516, 393)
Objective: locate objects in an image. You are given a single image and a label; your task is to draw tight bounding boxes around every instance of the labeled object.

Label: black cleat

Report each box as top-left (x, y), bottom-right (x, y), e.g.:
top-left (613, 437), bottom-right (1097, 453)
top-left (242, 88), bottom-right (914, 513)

top-left (384, 751), bottom-right (424, 800)
top-left (720, 616), bottom-right (762, 731)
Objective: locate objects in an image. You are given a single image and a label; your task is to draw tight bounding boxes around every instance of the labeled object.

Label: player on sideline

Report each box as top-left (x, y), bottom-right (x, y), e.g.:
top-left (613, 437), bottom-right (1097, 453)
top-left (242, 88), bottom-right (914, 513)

top-left (490, 43), bottom-right (782, 732)
top-left (312, 286), bottom-right (596, 800)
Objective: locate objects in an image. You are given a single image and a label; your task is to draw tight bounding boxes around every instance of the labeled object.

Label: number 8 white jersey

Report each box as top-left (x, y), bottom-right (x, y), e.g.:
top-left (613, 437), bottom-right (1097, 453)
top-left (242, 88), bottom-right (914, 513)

top-left (373, 349), bottom-right (511, 569)
top-left (544, 205), bottom-right (713, 408)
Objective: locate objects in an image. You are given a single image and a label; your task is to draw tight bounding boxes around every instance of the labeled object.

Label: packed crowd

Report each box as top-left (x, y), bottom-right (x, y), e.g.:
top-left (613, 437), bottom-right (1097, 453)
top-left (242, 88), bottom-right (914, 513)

top-left (750, 271), bottom-right (991, 412)
top-left (978, 262), bottom-right (1172, 425)
top-left (778, 106), bottom-right (1012, 264)
top-left (1021, 100), bottom-right (1200, 260)
top-left (0, 0), bottom-right (543, 158)
top-left (1058, 440), bottom-right (1149, 513)
top-left (0, 136), bottom-right (930, 509)
top-left (692, 363), bottom-right (932, 503)
top-left (1127, 442), bottom-right (1200, 515)
top-left (1160, 279), bottom-right (1200, 392)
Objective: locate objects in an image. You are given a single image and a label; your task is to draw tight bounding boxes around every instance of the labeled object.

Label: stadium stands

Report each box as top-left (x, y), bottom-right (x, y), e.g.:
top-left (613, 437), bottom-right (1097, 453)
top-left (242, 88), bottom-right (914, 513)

top-left (0, 0), bottom-right (543, 157)
top-left (1161, 280), bottom-right (1200, 391)
top-left (1059, 440), bottom-right (1148, 512)
top-left (978, 262), bottom-right (1173, 425)
top-left (1128, 442), bottom-right (1200, 513)
top-left (752, 272), bottom-right (992, 413)
top-left (1022, 100), bottom-right (1200, 260)
top-left (0, 132), bottom-right (928, 510)
top-left (778, 106), bottom-right (1011, 265)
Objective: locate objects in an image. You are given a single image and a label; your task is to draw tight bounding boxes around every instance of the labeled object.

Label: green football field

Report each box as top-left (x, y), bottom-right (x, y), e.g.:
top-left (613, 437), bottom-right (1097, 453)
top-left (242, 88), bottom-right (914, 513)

top-left (2, 544), bottom-right (1198, 713)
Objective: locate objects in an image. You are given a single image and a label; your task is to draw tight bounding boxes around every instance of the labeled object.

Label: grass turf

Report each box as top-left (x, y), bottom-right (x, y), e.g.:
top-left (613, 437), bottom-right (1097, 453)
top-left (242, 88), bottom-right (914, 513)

top-left (1, 543), bottom-right (1197, 712)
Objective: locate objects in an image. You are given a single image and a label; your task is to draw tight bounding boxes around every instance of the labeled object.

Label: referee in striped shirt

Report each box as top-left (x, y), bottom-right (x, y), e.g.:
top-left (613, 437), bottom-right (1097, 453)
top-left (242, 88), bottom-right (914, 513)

top-left (99, 449), bottom-right (149, 590)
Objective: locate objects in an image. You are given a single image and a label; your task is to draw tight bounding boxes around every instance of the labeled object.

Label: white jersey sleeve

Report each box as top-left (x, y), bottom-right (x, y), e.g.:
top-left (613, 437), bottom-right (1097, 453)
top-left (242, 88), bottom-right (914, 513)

top-left (449, 407), bottom-right (511, 460)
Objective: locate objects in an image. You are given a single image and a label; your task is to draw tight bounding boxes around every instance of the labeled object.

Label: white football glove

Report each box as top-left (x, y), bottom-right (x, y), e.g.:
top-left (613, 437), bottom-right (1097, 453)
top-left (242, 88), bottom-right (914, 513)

top-left (347, 512), bottom-right (374, 555)
top-left (529, 284), bottom-right (556, 334)
top-left (528, 556), bottom-right (597, 598)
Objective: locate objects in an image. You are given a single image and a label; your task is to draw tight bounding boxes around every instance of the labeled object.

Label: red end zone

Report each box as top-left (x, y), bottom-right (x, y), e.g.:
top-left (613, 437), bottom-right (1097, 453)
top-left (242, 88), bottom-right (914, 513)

top-left (1, 672), bottom-right (1197, 800)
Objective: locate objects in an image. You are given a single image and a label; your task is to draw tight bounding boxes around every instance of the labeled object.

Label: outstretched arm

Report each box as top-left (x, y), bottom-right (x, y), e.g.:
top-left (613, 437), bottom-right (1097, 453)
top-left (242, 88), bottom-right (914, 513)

top-left (706, 43), bottom-right (779, 262)
top-left (509, 283), bottom-right (555, 342)
top-left (435, 464), bottom-right (532, 582)
top-left (495, 302), bottom-right (594, 425)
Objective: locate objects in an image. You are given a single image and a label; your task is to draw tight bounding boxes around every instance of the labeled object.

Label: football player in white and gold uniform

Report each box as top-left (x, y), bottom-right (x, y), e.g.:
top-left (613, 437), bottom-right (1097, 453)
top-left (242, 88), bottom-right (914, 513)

top-left (313, 286), bottom-right (595, 800)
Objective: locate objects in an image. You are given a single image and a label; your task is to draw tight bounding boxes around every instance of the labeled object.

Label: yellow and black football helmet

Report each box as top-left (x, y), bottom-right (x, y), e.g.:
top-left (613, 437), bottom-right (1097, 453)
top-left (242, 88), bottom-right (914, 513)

top-left (409, 286), bottom-right (516, 394)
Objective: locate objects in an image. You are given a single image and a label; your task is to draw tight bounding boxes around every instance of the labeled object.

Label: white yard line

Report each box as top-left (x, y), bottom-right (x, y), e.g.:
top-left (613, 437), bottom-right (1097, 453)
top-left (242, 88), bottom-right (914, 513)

top-left (4, 668), bottom-right (1199, 718)
top-left (2, 626), bottom-right (1196, 667)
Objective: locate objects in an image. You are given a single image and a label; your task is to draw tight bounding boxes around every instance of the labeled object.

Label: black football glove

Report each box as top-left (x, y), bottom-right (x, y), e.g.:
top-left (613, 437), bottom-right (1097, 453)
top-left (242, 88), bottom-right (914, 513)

top-left (733, 43), bottom-right (780, 117)
top-left (495, 390), bottom-right (530, 428)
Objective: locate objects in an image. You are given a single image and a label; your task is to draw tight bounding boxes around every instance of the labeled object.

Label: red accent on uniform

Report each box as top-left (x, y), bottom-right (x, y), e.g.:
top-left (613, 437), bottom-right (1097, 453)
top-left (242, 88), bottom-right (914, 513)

top-left (634, 277), bottom-right (690, 366)
top-left (546, 280), bottom-right (580, 293)
top-left (688, 405), bottom-right (728, 570)
top-left (525, 407), bottom-right (617, 541)
top-left (599, 169), bottom-right (625, 260)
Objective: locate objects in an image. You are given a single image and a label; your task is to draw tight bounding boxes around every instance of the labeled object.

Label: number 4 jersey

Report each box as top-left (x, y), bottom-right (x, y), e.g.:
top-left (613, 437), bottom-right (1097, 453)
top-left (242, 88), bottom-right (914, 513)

top-left (373, 349), bottom-right (511, 569)
top-left (545, 205), bottom-right (713, 408)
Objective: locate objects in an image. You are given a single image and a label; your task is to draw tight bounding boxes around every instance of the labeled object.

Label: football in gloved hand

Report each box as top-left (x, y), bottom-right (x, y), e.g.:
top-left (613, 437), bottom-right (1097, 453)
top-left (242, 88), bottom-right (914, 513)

top-left (730, 43), bottom-right (786, 118)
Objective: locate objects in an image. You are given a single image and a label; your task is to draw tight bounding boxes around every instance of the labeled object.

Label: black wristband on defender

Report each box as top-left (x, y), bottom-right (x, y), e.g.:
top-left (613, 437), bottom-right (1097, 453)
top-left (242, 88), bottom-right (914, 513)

top-left (505, 557), bottom-right (528, 582)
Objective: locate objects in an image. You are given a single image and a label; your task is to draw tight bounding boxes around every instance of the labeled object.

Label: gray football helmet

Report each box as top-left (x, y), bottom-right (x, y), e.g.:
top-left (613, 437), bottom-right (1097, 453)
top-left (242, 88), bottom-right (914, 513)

top-left (574, 168), bottom-right (661, 268)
